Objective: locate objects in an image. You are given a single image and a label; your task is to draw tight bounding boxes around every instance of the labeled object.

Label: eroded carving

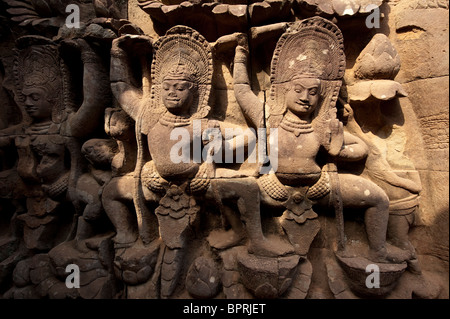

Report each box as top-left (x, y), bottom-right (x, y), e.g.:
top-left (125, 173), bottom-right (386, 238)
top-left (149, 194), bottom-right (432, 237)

top-left (0, 0), bottom-right (447, 300)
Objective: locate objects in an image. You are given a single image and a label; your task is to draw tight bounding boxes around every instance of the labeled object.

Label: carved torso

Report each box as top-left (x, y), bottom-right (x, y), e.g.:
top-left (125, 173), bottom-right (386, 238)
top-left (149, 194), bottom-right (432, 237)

top-left (275, 114), bottom-right (321, 187)
top-left (148, 119), bottom-right (200, 182)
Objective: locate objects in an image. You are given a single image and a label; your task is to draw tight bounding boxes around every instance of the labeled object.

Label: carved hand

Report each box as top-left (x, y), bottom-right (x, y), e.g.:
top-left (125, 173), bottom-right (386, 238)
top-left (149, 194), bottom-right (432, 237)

top-left (395, 176), bottom-right (422, 194)
top-left (213, 32), bottom-right (248, 56)
top-left (60, 38), bottom-right (95, 55)
top-left (235, 33), bottom-right (249, 59)
top-left (203, 120), bottom-right (222, 146)
top-left (327, 118), bottom-right (345, 157)
top-left (343, 102), bottom-right (355, 123)
top-left (111, 35), bottom-right (152, 56)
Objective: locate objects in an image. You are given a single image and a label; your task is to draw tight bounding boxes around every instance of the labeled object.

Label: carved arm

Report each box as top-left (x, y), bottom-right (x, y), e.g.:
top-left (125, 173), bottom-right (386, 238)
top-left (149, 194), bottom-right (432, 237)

top-left (337, 131), bottom-right (369, 161)
top-left (0, 125), bottom-right (19, 148)
top-left (65, 39), bottom-right (111, 138)
top-left (233, 43), bottom-right (264, 130)
top-left (110, 35), bottom-right (153, 122)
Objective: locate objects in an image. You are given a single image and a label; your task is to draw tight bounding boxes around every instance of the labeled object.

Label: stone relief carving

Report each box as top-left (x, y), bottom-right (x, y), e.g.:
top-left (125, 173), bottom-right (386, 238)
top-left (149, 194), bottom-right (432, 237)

top-left (0, 0), bottom-right (447, 300)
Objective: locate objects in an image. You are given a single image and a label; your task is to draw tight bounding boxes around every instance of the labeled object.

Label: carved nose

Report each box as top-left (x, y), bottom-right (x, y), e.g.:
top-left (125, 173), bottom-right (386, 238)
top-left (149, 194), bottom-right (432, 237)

top-left (298, 90), bottom-right (308, 102)
top-left (25, 97), bottom-right (34, 106)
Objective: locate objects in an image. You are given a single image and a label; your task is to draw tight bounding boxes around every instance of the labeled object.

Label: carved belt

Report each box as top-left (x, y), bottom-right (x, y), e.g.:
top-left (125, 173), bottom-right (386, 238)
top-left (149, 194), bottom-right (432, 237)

top-left (259, 169), bottom-right (331, 202)
top-left (141, 160), bottom-right (167, 193)
top-left (141, 160), bottom-right (212, 195)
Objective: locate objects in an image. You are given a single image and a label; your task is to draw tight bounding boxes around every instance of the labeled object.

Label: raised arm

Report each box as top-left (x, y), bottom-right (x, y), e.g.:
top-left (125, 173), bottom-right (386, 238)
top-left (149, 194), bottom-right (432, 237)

top-left (233, 42), bottom-right (264, 130)
top-left (110, 35), bottom-right (152, 121)
top-left (64, 39), bottom-right (111, 138)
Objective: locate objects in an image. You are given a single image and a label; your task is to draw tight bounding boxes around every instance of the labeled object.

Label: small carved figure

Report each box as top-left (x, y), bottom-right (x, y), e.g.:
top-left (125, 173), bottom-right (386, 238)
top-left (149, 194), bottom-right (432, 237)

top-left (74, 138), bottom-right (118, 241)
top-left (342, 101), bottom-right (422, 271)
top-left (342, 32), bottom-right (422, 273)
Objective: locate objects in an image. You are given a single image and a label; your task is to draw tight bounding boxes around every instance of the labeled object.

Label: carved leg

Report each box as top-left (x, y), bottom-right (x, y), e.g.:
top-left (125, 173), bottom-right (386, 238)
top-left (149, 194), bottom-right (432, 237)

top-left (333, 174), bottom-right (410, 263)
top-left (388, 212), bottom-right (421, 273)
top-left (388, 214), bottom-right (414, 251)
top-left (75, 174), bottom-right (105, 241)
top-left (210, 178), bottom-right (293, 257)
top-left (102, 175), bottom-right (138, 246)
top-left (207, 202), bottom-right (245, 250)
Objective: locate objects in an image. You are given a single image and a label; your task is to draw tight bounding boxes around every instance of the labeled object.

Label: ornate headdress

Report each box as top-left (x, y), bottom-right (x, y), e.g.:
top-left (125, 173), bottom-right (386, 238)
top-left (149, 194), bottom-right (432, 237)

top-left (13, 35), bottom-right (71, 125)
top-left (145, 26), bottom-right (213, 126)
top-left (267, 17), bottom-right (346, 128)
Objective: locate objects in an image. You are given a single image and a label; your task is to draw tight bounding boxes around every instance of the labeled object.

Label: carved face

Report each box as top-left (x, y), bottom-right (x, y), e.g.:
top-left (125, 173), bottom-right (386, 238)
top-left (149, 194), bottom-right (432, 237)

top-left (285, 78), bottom-right (321, 119)
top-left (161, 79), bottom-right (195, 116)
top-left (22, 87), bottom-right (53, 122)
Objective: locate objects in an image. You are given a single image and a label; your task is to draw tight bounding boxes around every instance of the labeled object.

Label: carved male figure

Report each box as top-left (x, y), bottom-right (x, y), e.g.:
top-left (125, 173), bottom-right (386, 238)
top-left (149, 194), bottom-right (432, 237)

top-left (103, 26), bottom-right (297, 298)
top-left (232, 18), bottom-right (408, 263)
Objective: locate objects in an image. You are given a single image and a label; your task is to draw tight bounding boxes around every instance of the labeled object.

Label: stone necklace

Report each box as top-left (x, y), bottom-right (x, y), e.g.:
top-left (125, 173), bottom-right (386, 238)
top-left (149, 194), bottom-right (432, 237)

top-left (279, 112), bottom-right (314, 136)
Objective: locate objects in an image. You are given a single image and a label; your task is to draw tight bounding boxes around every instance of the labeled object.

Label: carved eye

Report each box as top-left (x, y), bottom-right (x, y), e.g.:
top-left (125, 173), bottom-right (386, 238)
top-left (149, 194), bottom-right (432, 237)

top-left (176, 83), bottom-right (190, 91)
top-left (30, 94), bottom-right (40, 101)
top-left (309, 88), bottom-right (318, 96)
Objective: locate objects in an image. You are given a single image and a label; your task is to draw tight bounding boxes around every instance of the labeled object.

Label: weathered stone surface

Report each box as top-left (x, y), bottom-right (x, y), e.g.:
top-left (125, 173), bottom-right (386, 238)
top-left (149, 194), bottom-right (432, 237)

top-left (336, 254), bottom-right (407, 297)
top-left (0, 0), bottom-right (447, 302)
top-left (185, 256), bottom-right (220, 298)
top-left (393, 7), bottom-right (449, 82)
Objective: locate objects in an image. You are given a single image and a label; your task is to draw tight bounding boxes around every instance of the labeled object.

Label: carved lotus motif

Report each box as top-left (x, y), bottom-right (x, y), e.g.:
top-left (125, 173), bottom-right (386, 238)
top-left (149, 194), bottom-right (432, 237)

top-left (185, 256), bottom-right (220, 299)
top-left (353, 34), bottom-right (401, 80)
top-left (347, 80), bottom-right (407, 102)
top-left (237, 252), bottom-right (300, 298)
